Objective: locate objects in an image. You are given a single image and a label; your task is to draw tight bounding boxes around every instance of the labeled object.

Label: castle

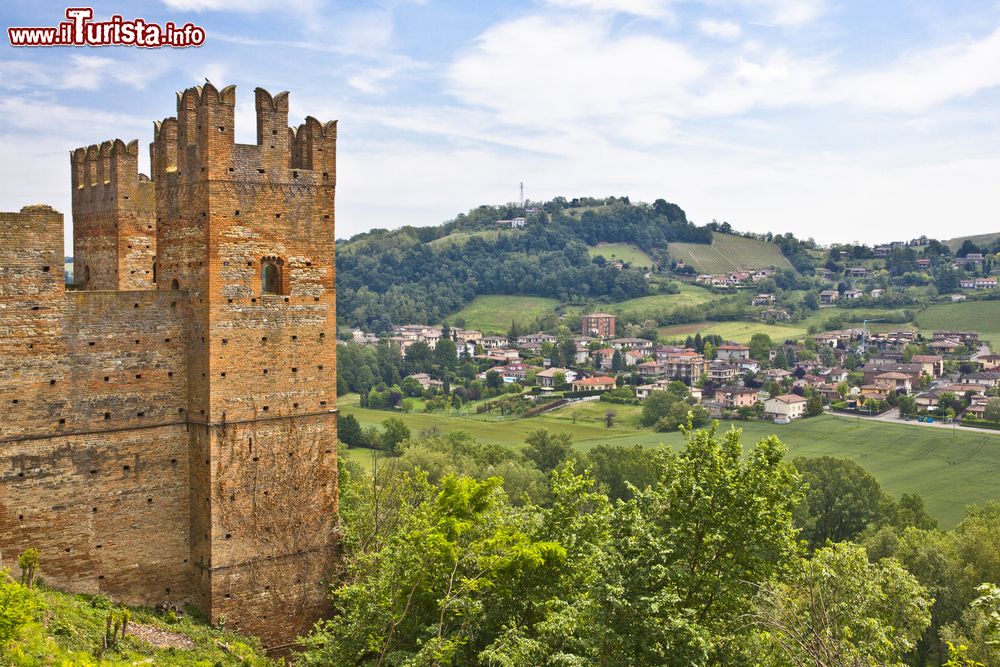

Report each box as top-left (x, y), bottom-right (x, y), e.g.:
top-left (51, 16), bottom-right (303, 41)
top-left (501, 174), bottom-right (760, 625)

top-left (0, 83), bottom-right (339, 649)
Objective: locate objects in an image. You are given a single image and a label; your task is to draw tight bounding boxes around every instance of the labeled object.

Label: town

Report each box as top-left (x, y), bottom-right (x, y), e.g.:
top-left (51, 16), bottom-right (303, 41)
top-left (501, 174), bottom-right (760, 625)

top-left (341, 308), bottom-right (1000, 430)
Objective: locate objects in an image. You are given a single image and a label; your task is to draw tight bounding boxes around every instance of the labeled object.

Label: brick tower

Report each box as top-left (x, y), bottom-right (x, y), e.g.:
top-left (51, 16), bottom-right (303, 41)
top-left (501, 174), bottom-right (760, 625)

top-left (151, 83), bottom-right (339, 646)
top-left (0, 83), bottom-right (338, 650)
top-left (71, 139), bottom-right (156, 290)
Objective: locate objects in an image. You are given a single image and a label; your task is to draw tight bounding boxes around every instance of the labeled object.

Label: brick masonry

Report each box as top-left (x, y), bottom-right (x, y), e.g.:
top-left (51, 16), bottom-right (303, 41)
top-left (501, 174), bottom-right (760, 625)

top-left (0, 84), bottom-right (338, 649)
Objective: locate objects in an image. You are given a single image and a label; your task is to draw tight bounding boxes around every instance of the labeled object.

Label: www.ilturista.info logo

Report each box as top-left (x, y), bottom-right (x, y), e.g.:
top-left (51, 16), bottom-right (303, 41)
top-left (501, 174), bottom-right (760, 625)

top-left (8, 8), bottom-right (205, 48)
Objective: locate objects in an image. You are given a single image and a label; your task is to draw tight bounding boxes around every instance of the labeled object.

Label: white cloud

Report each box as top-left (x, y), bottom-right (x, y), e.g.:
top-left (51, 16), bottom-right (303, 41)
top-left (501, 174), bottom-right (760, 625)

top-left (729, 0), bottom-right (828, 27)
top-left (0, 55), bottom-right (169, 92)
top-left (833, 25), bottom-right (1000, 112)
top-left (697, 19), bottom-right (741, 39)
top-left (448, 15), bottom-right (705, 136)
top-left (543, 0), bottom-right (674, 18)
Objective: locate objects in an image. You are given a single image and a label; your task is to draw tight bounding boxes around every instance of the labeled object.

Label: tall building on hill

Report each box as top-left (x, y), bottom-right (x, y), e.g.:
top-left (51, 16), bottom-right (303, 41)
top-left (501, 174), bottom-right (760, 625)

top-left (0, 83), bottom-right (339, 649)
top-left (582, 312), bottom-right (616, 338)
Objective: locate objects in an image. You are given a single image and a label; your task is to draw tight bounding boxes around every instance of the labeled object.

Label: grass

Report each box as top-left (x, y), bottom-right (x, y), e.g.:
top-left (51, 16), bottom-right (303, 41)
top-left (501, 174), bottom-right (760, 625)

top-left (668, 233), bottom-right (794, 274)
top-left (587, 243), bottom-right (655, 268)
top-left (446, 295), bottom-right (562, 333)
top-left (658, 320), bottom-right (810, 344)
top-left (599, 285), bottom-right (721, 319)
top-left (945, 231), bottom-right (1000, 252)
top-left (913, 300), bottom-right (1000, 349)
top-left (339, 395), bottom-right (1000, 528)
top-left (657, 307), bottom-right (920, 344)
top-left (2, 584), bottom-right (272, 666)
top-left (427, 228), bottom-right (521, 249)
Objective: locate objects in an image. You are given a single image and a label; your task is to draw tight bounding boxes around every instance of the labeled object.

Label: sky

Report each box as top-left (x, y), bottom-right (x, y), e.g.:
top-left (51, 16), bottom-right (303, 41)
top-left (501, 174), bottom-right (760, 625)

top-left (3, 0), bottom-right (1000, 253)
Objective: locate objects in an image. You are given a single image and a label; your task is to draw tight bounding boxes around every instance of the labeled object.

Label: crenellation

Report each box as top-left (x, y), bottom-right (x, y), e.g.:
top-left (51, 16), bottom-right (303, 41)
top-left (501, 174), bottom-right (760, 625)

top-left (1, 83), bottom-right (338, 649)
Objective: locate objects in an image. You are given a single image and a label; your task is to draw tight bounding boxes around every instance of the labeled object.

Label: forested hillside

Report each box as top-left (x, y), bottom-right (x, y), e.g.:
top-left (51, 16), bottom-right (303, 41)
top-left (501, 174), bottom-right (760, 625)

top-left (336, 196), bottom-right (712, 330)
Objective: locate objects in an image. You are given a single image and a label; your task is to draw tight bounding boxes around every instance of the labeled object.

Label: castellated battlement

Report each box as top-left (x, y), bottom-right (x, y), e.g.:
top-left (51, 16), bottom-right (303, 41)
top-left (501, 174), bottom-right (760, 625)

top-left (1, 84), bottom-right (338, 650)
top-left (150, 84), bottom-right (337, 187)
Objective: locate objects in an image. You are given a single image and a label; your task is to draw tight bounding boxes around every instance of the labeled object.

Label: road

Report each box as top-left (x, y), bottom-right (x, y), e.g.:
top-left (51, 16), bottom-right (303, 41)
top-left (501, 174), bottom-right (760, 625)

top-left (828, 407), bottom-right (1000, 436)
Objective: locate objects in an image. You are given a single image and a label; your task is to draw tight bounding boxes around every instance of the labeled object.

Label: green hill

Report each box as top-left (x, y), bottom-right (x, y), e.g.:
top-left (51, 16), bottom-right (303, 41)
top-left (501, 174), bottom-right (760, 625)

top-left (669, 233), bottom-right (793, 273)
top-left (945, 232), bottom-right (1000, 252)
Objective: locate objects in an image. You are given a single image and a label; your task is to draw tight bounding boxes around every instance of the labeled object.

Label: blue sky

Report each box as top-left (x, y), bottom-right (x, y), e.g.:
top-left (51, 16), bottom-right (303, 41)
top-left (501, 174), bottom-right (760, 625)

top-left (3, 0), bottom-right (1000, 251)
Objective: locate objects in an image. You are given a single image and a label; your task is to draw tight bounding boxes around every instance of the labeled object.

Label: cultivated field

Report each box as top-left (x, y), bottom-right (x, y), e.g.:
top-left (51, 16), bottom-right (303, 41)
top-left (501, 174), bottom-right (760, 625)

top-left (658, 321), bottom-right (810, 343)
top-left (587, 242), bottom-right (656, 268)
top-left (668, 233), bottom-right (793, 273)
top-left (914, 300), bottom-right (1000, 348)
top-left (447, 295), bottom-right (562, 333)
top-left (586, 284), bottom-right (722, 319)
top-left (339, 395), bottom-right (1000, 527)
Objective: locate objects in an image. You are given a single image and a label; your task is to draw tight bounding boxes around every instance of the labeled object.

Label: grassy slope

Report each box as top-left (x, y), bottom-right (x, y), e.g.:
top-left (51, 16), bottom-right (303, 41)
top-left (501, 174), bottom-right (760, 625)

top-left (668, 233), bottom-right (794, 273)
top-left (338, 395), bottom-right (1000, 527)
top-left (914, 300), bottom-right (1000, 348)
top-left (595, 284), bottom-right (721, 319)
top-left (945, 231), bottom-right (1000, 252)
top-left (586, 243), bottom-right (655, 268)
top-left (427, 228), bottom-right (521, 249)
top-left (446, 295), bottom-right (562, 333)
top-left (658, 306), bottom-right (919, 344)
top-left (3, 585), bottom-right (271, 666)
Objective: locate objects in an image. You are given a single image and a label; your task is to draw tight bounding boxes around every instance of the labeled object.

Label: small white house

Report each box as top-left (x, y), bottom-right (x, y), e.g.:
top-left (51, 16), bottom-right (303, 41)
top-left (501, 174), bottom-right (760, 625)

top-left (764, 394), bottom-right (808, 423)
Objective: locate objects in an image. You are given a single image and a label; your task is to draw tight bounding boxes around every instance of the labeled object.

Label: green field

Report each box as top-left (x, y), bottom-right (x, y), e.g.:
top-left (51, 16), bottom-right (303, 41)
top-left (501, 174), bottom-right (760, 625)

top-left (658, 320), bottom-right (809, 343)
top-left (338, 395), bottom-right (1000, 527)
top-left (914, 300), bottom-right (1000, 348)
top-left (446, 295), bottom-right (562, 333)
top-left (428, 228), bottom-right (521, 249)
top-left (587, 242), bottom-right (655, 268)
top-left (668, 233), bottom-right (794, 274)
top-left (585, 284), bottom-right (721, 319)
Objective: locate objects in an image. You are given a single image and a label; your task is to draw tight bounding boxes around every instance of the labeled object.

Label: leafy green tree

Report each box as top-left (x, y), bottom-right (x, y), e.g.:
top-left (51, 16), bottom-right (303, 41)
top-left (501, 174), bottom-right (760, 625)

top-left (942, 583), bottom-right (1000, 666)
top-left (0, 569), bottom-right (41, 644)
top-left (793, 456), bottom-right (891, 548)
top-left (752, 542), bottom-right (932, 667)
top-left (380, 417), bottom-right (411, 455)
top-left (523, 429), bottom-right (574, 473)
top-left (611, 349), bottom-right (624, 373)
top-left (749, 333), bottom-right (773, 361)
top-left (337, 413), bottom-right (364, 448)
top-left (583, 444), bottom-right (660, 501)
top-left (805, 395), bottom-right (824, 417)
top-left (17, 549), bottom-right (39, 589)
top-left (899, 393), bottom-right (917, 417)
top-left (433, 337), bottom-right (458, 370)
top-left (584, 425), bottom-right (803, 664)
top-left (984, 397), bottom-right (1000, 422)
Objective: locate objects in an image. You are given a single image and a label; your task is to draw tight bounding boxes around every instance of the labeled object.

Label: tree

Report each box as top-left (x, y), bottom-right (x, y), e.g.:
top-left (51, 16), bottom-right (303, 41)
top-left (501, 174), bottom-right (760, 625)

top-left (752, 542), bottom-right (932, 667)
top-left (434, 337), bottom-right (458, 370)
top-left (703, 340), bottom-right (715, 360)
top-left (640, 389), bottom-right (683, 427)
top-left (552, 371), bottom-right (566, 388)
top-left (523, 429), bottom-right (574, 472)
top-left (584, 424), bottom-right (803, 664)
top-left (0, 569), bottom-right (41, 644)
top-left (898, 394), bottom-right (917, 417)
top-left (984, 397), bottom-right (1000, 422)
top-left (805, 395), bottom-right (823, 417)
top-left (749, 333), bottom-right (773, 361)
top-left (17, 548), bottom-right (39, 589)
top-left (611, 349), bottom-right (624, 373)
top-left (380, 417), bottom-right (411, 455)
top-left (485, 370), bottom-right (502, 391)
top-left (793, 456), bottom-right (891, 548)
top-left (338, 413), bottom-right (364, 448)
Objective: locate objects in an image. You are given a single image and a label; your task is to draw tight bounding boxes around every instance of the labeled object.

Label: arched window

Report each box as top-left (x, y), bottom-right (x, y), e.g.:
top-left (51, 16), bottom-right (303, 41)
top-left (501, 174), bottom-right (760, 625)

top-left (261, 257), bottom-right (283, 295)
top-left (170, 278), bottom-right (180, 290)
top-left (152, 260), bottom-right (157, 284)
